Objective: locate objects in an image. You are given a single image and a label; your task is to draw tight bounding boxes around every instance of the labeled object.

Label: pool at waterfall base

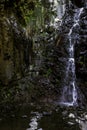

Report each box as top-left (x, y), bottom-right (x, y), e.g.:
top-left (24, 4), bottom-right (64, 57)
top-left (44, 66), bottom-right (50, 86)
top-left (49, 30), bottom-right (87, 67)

top-left (0, 105), bottom-right (87, 130)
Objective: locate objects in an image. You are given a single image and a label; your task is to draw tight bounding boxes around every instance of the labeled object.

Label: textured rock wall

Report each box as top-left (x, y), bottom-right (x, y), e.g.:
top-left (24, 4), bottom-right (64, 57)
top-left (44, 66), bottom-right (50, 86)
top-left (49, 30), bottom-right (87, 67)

top-left (0, 4), bottom-right (33, 85)
top-left (75, 3), bottom-right (87, 99)
top-left (54, 0), bottom-right (87, 101)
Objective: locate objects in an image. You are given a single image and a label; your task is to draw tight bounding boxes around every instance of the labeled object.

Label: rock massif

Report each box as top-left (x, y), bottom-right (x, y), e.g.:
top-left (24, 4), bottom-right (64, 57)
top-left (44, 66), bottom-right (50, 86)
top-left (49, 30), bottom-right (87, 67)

top-left (55, 0), bottom-right (87, 102)
top-left (0, 0), bottom-right (87, 107)
top-left (75, 5), bottom-right (87, 99)
top-left (0, 3), bottom-right (33, 85)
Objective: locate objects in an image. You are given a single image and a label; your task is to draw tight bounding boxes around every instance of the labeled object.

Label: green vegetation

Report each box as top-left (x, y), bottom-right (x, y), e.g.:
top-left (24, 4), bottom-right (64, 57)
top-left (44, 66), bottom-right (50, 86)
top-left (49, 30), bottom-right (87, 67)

top-left (4, 0), bottom-right (58, 36)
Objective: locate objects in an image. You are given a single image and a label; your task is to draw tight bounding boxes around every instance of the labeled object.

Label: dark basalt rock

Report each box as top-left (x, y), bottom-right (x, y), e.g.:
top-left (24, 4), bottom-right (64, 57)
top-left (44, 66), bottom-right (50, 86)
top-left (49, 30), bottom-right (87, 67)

top-left (71, 0), bottom-right (85, 7)
top-left (0, 13), bottom-right (33, 85)
top-left (54, 1), bottom-right (87, 103)
top-left (75, 7), bottom-right (87, 81)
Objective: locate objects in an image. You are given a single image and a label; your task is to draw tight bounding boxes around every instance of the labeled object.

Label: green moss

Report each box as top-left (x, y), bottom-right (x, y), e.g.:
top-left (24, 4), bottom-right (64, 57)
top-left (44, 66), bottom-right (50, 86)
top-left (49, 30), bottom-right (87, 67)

top-left (45, 68), bottom-right (52, 78)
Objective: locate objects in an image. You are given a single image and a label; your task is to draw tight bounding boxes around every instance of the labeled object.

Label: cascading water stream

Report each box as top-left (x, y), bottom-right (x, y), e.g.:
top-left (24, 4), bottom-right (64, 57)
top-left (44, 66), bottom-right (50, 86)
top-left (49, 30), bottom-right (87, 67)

top-left (60, 8), bottom-right (83, 106)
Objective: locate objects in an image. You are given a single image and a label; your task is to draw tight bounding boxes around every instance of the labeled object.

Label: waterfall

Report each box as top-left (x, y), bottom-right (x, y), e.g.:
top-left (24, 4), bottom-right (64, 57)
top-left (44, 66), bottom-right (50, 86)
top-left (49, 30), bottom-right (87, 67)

top-left (49, 0), bottom-right (65, 27)
top-left (60, 8), bottom-right (83, 106)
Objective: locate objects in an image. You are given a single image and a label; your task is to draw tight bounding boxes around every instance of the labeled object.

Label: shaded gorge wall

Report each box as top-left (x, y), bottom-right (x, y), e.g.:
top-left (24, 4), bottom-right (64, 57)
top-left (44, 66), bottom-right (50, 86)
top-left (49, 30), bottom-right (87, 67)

top-left (0, 1), bottom-right (33, 85)
top-left (54, 0), bottom-right (87, 104)
top-left (1, 0), bottom-right (87, 107)
top-left (0, 0), bottom-right (66, 85)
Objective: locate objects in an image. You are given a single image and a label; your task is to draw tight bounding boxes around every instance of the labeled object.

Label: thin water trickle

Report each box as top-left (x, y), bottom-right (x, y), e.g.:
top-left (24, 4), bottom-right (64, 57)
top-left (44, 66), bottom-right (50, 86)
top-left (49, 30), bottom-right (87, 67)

top-left (60, 8), bottom-right (83, 106)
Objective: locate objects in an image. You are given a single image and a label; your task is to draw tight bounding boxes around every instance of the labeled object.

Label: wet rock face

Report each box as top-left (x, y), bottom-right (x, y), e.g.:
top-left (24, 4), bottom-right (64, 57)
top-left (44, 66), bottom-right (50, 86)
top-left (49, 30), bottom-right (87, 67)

top-left (75, 7), bottom-right (87, 99)
top-left (71, 0), bottom-right (85, 7)
top-left (0, 6), bottom-right (33, 85)
top-left (55, 1), bottom-right (87, 101)
top-left (75, 8), bottom-right (87, 77)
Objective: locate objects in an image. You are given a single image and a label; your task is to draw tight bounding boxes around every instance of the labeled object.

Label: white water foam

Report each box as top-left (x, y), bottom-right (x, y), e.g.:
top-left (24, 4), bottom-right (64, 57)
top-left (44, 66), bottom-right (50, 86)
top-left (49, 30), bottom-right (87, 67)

top-left (60, 8), bottom-right (83, 106)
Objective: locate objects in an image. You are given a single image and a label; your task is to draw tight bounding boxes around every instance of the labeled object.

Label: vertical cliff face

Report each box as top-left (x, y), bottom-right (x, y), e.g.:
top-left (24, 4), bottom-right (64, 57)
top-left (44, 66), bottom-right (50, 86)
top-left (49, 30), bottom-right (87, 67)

top-left (0, 0), bottom-right (66, 86)
top-left (0, 3), bottom-right (33, 85)
top-left (54, 0), bottom-right (87, 102)
top-left (0, 0), bottom-right (86, 104)
top-left (75, 1), bottom-right (87, 99)
top-left (0, 4), bottom-right (13, 85)
top-left (71, 0), bottom-right (86, 7)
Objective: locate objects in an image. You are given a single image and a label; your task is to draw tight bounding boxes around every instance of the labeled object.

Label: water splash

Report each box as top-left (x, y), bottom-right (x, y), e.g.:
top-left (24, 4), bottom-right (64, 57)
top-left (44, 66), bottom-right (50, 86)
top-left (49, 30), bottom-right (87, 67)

top-left (68, 112), bottom-right (87, 130)
top-left (60, 8), bottom-right (83, 106)
top-left (26, 112), bottom-right (42, 130)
